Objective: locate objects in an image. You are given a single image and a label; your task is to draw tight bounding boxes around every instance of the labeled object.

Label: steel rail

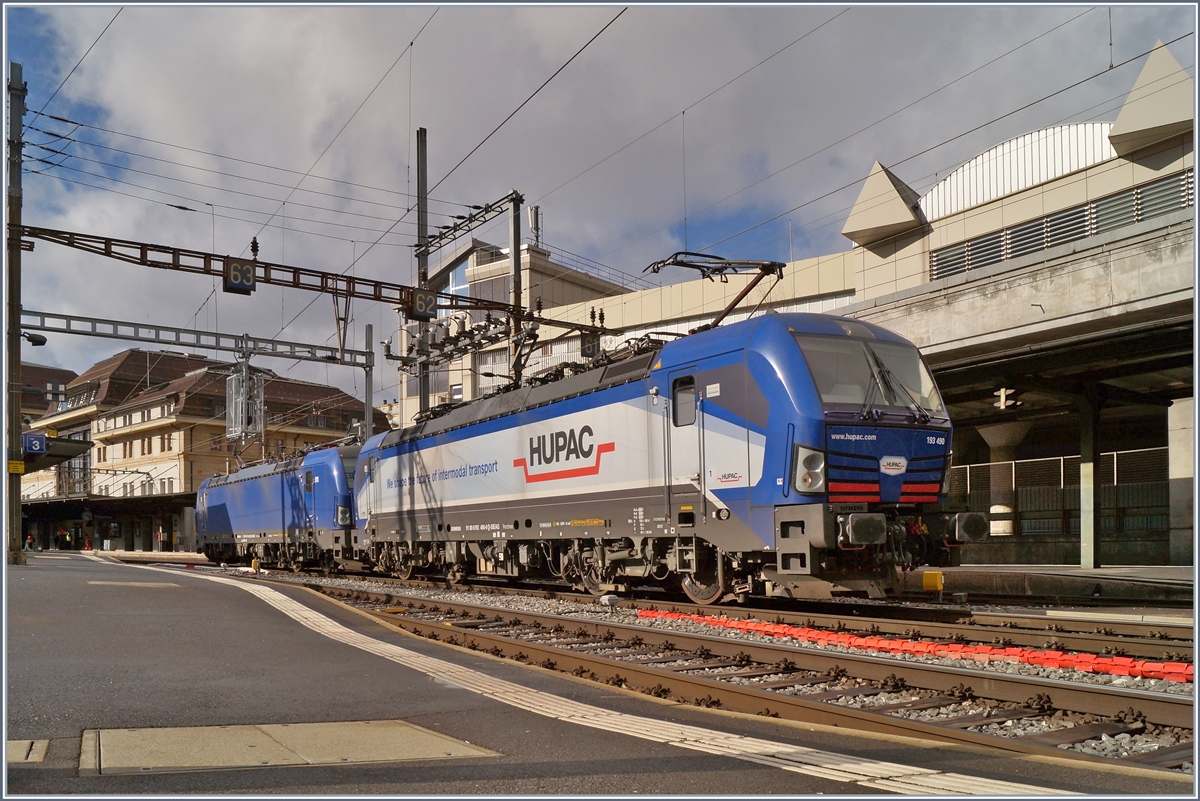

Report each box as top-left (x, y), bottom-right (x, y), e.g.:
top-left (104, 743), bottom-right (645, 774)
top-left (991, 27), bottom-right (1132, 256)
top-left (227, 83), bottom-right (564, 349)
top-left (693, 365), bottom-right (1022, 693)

top-left (311, 584), bottom-right (1192, 731)
top-left (350, 574), bottom-right (1194, 660)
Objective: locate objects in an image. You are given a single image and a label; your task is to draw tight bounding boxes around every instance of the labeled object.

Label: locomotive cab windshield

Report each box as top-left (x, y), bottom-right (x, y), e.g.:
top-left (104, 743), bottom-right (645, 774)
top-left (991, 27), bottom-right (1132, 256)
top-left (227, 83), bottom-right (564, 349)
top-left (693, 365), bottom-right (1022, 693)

top-left (793, 333), bottom-right (944, 420)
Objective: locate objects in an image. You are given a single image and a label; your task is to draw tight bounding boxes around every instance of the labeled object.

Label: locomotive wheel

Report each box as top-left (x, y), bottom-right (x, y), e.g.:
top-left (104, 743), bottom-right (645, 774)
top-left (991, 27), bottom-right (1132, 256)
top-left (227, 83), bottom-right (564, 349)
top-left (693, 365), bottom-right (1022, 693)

top-left (579, 563), bottom-right (605, 596)
top-left (391, 560), bottom-right (414, 580)
top-left (680, 544), bottom-right (728, 605)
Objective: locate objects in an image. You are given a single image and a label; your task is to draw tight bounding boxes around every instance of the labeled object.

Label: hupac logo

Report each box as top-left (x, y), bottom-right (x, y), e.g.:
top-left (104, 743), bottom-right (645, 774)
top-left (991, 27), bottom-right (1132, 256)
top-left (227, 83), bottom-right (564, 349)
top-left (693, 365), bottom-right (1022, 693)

top-left (528, 425), bottom-right (595, 466)
top-left (514, 425), bottom-right (615, 483)
top-left (879, 455), bottom-right (908, 476)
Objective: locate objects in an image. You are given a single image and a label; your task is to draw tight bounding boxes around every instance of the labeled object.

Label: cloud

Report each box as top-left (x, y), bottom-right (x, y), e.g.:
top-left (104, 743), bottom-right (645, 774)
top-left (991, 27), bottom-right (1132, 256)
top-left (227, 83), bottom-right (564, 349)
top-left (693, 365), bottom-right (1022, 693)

top-left (7, 4), bottom-right (1194, 402)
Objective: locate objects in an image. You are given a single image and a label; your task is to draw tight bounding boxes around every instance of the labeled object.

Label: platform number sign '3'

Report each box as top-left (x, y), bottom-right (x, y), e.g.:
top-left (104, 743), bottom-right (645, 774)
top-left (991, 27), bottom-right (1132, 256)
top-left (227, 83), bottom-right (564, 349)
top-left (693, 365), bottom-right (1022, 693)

top-left (223, 258), bottom-right (256, 295)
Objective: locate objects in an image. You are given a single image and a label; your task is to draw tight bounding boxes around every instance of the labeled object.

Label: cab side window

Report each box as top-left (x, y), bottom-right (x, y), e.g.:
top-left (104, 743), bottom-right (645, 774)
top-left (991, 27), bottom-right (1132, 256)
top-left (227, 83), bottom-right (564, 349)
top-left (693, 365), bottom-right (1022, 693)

top-left (672, 376), bottom-right (696, 427)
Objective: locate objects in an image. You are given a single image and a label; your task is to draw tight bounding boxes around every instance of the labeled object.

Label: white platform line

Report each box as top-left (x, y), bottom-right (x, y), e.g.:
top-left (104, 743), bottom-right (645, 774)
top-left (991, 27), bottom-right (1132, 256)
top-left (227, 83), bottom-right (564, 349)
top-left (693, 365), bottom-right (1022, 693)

top-left (146, 567), bottom-right (1076, 795)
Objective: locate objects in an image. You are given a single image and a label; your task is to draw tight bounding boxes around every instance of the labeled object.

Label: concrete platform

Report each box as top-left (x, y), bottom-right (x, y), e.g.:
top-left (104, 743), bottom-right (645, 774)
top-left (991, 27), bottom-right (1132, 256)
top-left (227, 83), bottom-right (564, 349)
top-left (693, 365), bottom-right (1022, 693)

top-left (903, 564), bottom-right (1193, 604)
top-left (8, 552), bottom-right (1191, 795)
top-left (81, 549), bottom-right (210, 565)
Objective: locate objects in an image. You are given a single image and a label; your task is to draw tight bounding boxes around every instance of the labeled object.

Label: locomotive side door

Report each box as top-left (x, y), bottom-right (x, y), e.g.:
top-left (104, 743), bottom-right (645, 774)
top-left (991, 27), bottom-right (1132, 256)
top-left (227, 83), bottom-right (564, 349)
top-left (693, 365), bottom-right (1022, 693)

top-left (303, 470), bottom-right (316, 530)
top-left (666, 369), bottom-right (705, 529)
top-left (367, 455), bottom-right (382, 531)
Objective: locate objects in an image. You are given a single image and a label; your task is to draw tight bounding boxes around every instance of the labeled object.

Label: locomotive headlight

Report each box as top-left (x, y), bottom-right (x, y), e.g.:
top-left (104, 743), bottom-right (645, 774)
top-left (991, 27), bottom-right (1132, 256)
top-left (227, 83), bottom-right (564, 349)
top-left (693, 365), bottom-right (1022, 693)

top-left (336, 505), bottom-right (352, 527)
top-left (793, 445), bottom-right (826, 494)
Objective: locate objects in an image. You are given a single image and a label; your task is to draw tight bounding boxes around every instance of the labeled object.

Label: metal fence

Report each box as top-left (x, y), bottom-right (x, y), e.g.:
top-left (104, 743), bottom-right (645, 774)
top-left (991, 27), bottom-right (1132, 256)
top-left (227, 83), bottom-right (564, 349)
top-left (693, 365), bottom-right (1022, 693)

top-left (947, 447), bottom-right (1170, 537)
top-left (931, 169), bottom-right (1194, 279)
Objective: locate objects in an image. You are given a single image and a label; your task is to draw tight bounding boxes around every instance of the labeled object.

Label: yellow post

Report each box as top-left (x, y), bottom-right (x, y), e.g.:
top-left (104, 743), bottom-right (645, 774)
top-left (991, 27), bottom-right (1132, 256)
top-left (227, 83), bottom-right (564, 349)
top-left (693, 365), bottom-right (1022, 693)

top-left (922, 570), bottom-right (944, 592)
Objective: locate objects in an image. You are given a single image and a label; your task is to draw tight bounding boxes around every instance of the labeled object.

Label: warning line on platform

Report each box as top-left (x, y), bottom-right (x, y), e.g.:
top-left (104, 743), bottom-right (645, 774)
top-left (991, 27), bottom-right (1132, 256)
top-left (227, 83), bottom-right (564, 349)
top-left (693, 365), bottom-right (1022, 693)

top-left (141, 566), bottom-right (1077, 795)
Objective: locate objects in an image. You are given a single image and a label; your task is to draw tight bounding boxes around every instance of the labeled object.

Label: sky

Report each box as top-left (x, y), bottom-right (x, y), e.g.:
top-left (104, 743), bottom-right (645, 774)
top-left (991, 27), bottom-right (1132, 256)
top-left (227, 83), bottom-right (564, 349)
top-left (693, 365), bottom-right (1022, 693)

top-left (3, 3), bottom-right (1195, 407)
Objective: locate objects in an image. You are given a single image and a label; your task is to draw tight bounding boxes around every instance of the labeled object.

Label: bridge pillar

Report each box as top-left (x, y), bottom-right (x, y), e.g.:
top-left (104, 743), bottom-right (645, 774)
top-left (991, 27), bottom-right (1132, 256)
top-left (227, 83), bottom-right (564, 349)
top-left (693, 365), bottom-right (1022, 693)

top-left (977, 422), bottom-right (1031, 536)
top-left (1168, 398), bottom-right (1194, 566)
top-left (1076, 393), bottom-right (1105, 569)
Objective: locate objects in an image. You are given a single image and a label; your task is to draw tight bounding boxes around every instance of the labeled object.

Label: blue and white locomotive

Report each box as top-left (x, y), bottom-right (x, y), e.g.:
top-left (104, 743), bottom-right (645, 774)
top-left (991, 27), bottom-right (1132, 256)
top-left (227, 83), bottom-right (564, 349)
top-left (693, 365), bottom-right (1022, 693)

top-left (196, 445), bottom-right (360, 573)
top-left (351, 311), bottom-right (985, 601)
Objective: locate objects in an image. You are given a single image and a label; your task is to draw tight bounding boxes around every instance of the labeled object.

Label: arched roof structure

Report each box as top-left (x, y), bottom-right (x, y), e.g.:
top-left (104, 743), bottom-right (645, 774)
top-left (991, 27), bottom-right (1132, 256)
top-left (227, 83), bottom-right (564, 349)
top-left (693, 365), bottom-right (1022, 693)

top-left (917, 123), bottom-right (1118, 222)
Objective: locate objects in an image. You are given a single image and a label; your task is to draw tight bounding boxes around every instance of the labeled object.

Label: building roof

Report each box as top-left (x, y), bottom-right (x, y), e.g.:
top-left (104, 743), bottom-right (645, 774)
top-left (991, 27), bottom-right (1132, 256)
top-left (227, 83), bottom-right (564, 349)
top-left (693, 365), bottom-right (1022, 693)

top-left (918, 123), bottom-right (1118, 222)
top-left (40, 349), bottom-right (218, 422)
top-left (20, 362), bottom-right (78, 415)
top-left (102, 362), bottom-right (389, 430)
top-left (847, 42), bottom-right (1194, 231)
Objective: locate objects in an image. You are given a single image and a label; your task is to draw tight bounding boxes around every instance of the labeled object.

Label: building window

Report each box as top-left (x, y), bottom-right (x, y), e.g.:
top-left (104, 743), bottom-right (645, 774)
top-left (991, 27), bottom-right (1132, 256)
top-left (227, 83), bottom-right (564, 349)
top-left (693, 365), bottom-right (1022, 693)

top-left (160, 433), bottom-right (173, 452)
top-left (306, 415), bottom-right (327, 428)
top-left (210, 434), bottom-right (222, 451)
top-left (122, 413), bottom-right (132, 427)
top-left (443, 262), bottom-right (470, 300)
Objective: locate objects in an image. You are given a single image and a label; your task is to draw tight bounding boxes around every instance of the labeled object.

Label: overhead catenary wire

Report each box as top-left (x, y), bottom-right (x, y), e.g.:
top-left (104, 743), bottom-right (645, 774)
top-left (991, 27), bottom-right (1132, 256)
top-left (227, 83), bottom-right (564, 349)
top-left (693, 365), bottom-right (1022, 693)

top-left (428, 7), bottom-right (628, 197)
top-left (25, 8), bottom-right (122, 130)
top-left (442, 6), bottom-right (1103, 272)
top-left (21, 10), bottom-right (1190, 412)
top-left (271, 7), bottom-right (628, 344)
top-left (236, 10), bottom-right (440, 261)
top-left (730, 71), bottom-right (1197, 264)
top-left (24, 149), bottom-right (458, 233)
top-left (21, 167), bottom-right (417, 246)
top-left (529, 7), bottom-right (851, 210)
top-left (23, 128), bottom-right (474, 217)
top-left (591, 7), bottom-right (1108, 262)
top-left (26, 7), bottom-right (1105, 275)
top-left (696, 34), bottom-right (1194, 256)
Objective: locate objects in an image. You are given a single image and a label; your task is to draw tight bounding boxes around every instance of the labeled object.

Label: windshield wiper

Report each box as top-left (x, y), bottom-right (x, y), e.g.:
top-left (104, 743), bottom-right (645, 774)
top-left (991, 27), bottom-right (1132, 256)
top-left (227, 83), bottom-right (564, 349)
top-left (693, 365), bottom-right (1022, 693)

top-left (868, 348), bottom-right (931, 424)
top-left (858, 349), bottom-right (885, 421)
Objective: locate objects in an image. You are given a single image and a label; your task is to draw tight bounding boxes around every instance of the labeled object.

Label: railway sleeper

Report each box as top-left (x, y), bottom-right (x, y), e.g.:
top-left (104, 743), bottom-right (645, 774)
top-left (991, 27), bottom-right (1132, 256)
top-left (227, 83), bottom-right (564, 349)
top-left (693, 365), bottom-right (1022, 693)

top-left (300, 583), bottom-right (1194, 768)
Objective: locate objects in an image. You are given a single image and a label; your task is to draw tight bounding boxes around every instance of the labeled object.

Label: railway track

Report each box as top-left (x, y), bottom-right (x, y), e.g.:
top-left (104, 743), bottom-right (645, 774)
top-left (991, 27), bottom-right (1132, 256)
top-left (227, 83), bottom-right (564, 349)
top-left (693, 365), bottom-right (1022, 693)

top-left (330, 572), bottom-right (1194, 662)
top-left (291, 579), bottom-right (1192, 772)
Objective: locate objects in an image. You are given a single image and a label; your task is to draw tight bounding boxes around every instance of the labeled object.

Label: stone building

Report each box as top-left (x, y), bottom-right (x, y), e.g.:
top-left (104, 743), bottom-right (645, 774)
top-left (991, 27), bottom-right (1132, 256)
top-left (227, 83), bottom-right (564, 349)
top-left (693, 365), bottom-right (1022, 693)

top-left (21, 348), bottom-right (387, 552)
